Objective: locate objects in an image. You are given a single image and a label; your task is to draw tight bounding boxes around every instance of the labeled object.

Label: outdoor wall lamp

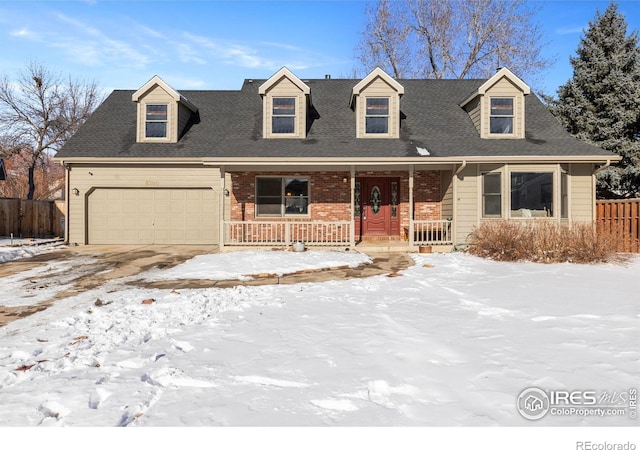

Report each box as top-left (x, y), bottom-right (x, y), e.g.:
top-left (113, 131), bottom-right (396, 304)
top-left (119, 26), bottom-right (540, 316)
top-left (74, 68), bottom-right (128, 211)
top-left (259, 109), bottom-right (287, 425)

top-left (72, 188), bottom-right (79, 196)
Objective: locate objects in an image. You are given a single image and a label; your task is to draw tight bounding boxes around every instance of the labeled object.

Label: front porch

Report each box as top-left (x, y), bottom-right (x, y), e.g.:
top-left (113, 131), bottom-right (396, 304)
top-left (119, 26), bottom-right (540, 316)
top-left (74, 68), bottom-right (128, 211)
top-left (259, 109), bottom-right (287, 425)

top-left (220, 168), bottom-right (455, 251)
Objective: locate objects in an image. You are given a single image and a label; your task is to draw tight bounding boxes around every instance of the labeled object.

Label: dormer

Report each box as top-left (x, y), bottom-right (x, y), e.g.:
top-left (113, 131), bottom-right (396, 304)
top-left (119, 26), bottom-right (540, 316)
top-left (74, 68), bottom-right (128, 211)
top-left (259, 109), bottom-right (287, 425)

top-left (258, 67), bottom-right (310, 139)
top-left (351, 67), bottom-right (404, 139)
top-left (460, 67), bottom-right (530, 139)
top-left (132, 75), bottom-right (198, 143)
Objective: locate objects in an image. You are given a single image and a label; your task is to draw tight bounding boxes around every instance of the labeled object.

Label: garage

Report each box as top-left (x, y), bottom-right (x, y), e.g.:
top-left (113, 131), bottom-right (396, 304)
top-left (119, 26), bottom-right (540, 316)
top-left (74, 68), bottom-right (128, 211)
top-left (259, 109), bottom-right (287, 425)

top-left (87, 188), bottom-right (219, 245)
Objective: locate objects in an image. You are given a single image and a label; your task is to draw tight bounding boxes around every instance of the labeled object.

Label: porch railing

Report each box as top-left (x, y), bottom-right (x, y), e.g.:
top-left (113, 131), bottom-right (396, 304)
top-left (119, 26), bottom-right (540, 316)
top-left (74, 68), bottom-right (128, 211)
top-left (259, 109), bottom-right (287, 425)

top-left (224, 219), bottom-right (453, 247)
top-left (224, 221), bottom-right (351, 246)
top-left (411, 220), bottom-right (453, 245)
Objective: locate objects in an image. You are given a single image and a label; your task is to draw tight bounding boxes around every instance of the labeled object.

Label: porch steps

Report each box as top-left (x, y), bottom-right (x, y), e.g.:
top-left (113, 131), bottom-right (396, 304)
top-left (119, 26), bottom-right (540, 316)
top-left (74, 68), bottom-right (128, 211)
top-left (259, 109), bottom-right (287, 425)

top-left (355, 240), bottom-right (412, 253)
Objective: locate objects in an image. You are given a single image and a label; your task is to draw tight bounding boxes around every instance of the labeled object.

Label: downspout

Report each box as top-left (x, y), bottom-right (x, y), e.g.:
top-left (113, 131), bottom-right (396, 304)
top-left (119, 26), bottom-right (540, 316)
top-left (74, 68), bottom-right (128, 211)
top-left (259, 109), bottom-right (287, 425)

top-left (219, 165), bottom-right (226, 250)
top-left (61, 161), bottom-right (70, 244)
top-left (592, 159), bottom-right (611, 175)
top-left (592, 159), bottom-right (611, 222)
top-left (454, 160), bottom-right (467, 177)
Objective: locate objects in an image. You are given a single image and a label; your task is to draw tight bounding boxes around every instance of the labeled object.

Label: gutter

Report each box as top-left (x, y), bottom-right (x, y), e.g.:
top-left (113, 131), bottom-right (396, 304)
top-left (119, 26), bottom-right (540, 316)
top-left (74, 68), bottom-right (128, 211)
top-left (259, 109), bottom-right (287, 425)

top-left (54, 154), bottom-right (622, 166)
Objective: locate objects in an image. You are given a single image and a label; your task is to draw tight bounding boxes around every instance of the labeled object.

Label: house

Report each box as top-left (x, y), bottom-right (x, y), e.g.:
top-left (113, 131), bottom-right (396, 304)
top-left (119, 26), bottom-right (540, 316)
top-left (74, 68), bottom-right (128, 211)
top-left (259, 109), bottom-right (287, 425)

top-left (54, 67), bottom-right (620, 250)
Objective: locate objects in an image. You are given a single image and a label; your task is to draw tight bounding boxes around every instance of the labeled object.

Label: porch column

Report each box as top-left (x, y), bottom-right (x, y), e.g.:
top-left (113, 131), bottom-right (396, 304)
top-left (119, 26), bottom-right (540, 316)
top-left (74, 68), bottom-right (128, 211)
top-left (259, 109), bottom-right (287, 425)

top-left (219, 166), bottom-right (226, 249)
top-left (409, 165), bottom-right (414, 247)
top-left (350, 165), bottom-right (355, 248)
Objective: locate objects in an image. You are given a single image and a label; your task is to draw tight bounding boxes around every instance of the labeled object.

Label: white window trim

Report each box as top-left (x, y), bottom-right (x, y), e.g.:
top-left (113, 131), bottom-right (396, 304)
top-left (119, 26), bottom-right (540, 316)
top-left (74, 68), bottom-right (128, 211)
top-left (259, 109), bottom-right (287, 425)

top-left (142, 102), bottom-right (171, 142)
top-left (364, 96), bottom-right (391, 137)
top-left (271, 97), bottom-right (297, 135)
top-left (255, 176), bottom-right (311, 218)
top-left (488, 97), bottom-right (515, 137)
top-left (478, 165), bottom-right (565, 220)
top-left (481, 171), bottom-right (503, 218)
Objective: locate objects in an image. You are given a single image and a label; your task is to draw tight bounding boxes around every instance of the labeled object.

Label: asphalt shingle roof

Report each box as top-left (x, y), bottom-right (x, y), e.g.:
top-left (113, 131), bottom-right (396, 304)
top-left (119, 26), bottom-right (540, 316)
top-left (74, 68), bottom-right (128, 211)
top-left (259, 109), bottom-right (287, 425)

top-left (56, 78), bottom-right (614, 159)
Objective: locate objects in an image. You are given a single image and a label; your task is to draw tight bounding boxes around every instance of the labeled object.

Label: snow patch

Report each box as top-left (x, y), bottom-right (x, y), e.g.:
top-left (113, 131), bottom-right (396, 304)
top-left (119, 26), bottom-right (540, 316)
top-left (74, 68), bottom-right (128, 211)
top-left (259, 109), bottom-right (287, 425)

top-left (233, 375), bottom-right (311, 388)
top-left (311, 398), bottom-right (359, 412)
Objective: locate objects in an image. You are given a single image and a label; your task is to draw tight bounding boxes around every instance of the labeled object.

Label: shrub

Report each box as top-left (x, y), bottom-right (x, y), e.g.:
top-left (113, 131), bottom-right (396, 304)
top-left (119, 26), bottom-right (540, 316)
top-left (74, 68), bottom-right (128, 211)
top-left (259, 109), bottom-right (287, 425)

top-left (467, 221), bottom-right (623, 264)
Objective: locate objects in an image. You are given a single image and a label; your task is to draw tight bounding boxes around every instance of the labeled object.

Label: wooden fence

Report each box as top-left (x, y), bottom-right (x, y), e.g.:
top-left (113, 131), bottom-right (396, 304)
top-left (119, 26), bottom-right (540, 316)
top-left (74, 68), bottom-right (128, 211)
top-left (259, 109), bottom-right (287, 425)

top-left (596, 199), bottom-right (640, 253)
top-left (0, 198), bottom-right (65, 239)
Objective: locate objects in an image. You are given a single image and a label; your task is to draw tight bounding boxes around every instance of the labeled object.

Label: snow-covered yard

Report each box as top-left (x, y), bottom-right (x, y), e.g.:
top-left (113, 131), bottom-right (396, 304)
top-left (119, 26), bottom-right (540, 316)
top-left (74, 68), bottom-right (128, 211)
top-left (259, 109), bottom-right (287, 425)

top-left (0, 248), bottom-right (638, 427)
top-left (0, 237), bottom-right (63, 263)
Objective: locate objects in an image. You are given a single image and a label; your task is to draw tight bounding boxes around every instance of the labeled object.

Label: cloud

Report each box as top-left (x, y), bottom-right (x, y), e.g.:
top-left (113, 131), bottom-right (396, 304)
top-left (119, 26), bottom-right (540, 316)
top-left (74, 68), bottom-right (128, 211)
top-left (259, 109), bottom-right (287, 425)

top-left (555, 26), bottom-right (585, 35)
top-left (9, 28), bottom-right (37, 39)
top-left (182, 32), bottom-right (279, 70)
top-left (53, 13), bottom-right (153, 68)
top-left (164, 76), bottom-right (208, 89)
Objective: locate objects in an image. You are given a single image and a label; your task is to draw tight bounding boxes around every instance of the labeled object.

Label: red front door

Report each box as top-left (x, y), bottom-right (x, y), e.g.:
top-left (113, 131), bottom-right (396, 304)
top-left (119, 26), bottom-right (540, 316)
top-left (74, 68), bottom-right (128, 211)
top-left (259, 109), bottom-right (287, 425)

top-left (355, 177), bottom-right (400, 238)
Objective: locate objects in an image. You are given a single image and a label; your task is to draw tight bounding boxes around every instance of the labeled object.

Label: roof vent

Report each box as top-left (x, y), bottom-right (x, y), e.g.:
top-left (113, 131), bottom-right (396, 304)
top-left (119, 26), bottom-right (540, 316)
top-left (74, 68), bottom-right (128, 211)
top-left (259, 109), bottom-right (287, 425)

top-left (325, 74), bottom-right (331, 80)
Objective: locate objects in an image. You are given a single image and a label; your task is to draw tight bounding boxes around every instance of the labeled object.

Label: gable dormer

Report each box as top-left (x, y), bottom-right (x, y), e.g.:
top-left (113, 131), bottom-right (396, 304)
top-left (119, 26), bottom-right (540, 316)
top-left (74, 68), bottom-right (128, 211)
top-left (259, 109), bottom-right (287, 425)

top-left (460, 67), bottom-right (530, 139)
top-left (132, 75), bottom-right (197, 143)
top-left (351, 67), bottom-right (404, 139)
top-left (258, 67), bottom-right (310, 139)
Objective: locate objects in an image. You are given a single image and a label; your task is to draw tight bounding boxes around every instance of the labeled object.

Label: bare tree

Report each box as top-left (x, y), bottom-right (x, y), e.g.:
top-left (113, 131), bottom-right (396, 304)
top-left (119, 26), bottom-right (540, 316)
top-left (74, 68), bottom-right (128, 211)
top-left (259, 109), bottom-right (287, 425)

top-left (356, 0), bottom-right (414, 78)
top-left (356, 0), bottom-right (549, 80)
top-left (0, 151), bottom-right (65, 200)
top-left (0, 62), bottom-right (101, 199)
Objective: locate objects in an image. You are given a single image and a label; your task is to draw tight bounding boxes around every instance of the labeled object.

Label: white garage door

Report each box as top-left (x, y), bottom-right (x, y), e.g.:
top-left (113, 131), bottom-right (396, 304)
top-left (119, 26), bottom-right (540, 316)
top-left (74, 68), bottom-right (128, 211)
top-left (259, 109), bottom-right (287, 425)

top-left (87, 188), bottom-right (219, 244)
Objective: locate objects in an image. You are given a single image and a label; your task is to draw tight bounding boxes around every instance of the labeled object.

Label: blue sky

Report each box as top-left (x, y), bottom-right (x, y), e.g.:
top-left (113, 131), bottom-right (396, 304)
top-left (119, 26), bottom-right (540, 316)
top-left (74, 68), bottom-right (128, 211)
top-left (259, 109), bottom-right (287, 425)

top-left (0, 0), bottom-right (639, 96)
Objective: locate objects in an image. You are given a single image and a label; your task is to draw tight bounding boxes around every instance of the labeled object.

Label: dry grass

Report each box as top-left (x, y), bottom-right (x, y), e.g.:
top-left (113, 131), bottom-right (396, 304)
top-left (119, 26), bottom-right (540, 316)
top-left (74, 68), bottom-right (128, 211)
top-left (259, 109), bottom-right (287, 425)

top-left (467, 221), bottom-right (624, 264)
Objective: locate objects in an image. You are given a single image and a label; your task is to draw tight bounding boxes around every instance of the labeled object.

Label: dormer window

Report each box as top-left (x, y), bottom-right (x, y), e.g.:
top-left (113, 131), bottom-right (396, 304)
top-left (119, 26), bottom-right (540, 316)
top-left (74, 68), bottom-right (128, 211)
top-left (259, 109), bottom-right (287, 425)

top-left (145, 104), bottom-right (168, 138)
top-left (365, 98), bottom-right (389, 134)
top-left (259, 68), bottom-right (310, 139)
top-left (490, 98), bottom-right (514, 134)
top-left (272, 98), bottom-right (296, 134)
top-left (459, 68), bottom-right (530, 139)
top-left (351, 68), bottom-right (404, 139)
top-left (132, 75), bottom-right (198, 143)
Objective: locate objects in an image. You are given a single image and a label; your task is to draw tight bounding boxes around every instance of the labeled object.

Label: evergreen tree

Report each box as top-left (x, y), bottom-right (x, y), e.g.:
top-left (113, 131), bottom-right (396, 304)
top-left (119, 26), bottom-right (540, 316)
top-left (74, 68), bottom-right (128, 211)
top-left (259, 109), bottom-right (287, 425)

top-left (552, 2), bottom-right (640, 198)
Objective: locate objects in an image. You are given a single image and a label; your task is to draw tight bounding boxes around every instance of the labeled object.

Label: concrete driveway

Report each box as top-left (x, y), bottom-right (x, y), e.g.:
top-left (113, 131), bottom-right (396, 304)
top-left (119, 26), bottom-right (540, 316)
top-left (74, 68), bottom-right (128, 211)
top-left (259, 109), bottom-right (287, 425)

top-left (0, 245), bottom-right (413, 328)
top-left (0, 245), bottom-right (219, 327)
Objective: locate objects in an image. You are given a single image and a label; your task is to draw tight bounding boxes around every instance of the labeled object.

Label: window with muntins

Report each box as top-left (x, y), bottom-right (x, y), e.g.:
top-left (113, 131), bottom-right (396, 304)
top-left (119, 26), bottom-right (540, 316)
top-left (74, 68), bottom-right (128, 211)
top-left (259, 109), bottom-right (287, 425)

top-left (145, 104), bottom-right (168, 138)
top-left (482, 173), bottom-right (502, 217)
top-left (365, 98), bottom-right (389, 134)
top-left (490, 98), bottom-right (514, 134)
top-left (272, 98), bottom-right (296, 134)
top-left (510, 172), bottom-right (553, 217)
top-left (256, 177), bottom-right (309, 217)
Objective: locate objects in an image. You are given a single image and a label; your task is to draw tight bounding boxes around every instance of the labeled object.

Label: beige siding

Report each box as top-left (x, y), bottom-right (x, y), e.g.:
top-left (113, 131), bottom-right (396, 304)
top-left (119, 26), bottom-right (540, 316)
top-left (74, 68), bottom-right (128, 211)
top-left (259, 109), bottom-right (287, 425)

top-left (454, 164), bottom-right (480, 245)
top-left (68, 164), bottom-right (222, 245)
top-left (464, 96), bottom-right (481, 133)
top-left (482, 77), bottom-right (525, 139)
top-left (177, 103), bottom-right (193, 139)
top-left (569, 163), bottom-right (596, 222)
top-left (137, 85), bottom-right (178, 143)
top-left (440, 170), bottom-right (454, 219)
top-left (263, 77), bottom-right (307, 139)
top-left (356, 77), bottom-right (400, 139)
